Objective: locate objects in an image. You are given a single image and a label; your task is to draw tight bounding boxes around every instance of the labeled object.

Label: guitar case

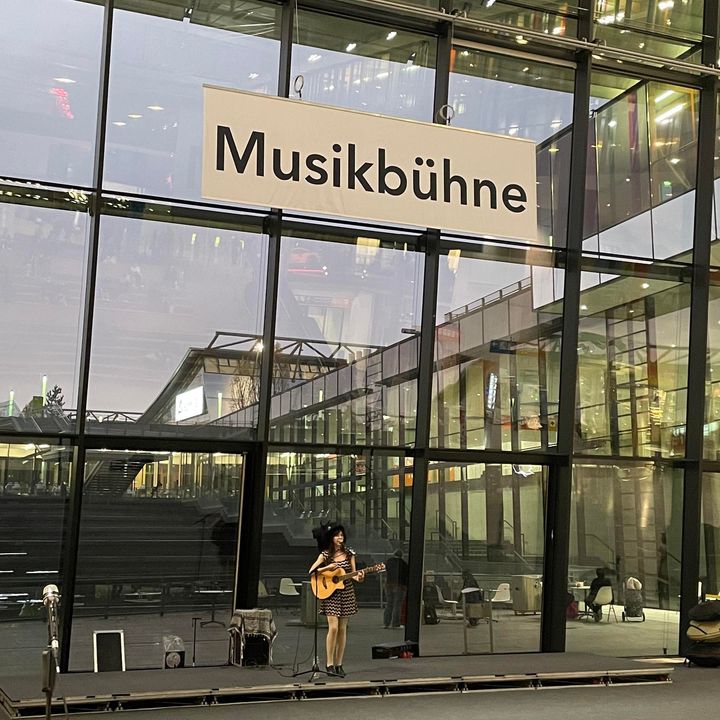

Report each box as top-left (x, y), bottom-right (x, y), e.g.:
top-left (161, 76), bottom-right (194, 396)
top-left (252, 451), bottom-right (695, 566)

top-left (685, 641), bottom-right (720, 667)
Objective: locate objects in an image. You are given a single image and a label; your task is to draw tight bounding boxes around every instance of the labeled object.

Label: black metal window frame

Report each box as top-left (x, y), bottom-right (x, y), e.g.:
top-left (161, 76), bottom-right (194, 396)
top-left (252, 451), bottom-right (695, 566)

top-left (0, 0), bottom-right (717, 668)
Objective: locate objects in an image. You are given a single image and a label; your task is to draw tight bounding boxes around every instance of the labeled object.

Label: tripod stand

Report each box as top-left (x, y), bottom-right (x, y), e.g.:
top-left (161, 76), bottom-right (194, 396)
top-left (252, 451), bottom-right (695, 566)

top-left (41, 646), bottom-right (57, 720)
top-left (292, 571), bottom-right (332, 682)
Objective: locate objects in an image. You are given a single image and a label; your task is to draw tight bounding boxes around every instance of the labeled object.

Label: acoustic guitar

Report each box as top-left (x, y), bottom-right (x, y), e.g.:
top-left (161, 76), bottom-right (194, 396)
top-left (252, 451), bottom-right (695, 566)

top-left (311, 562), bottom-right (386, 600)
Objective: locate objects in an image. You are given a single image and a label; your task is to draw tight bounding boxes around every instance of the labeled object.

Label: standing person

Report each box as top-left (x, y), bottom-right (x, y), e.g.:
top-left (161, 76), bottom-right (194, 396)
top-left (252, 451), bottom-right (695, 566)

top-left (383, 549), bottom-right (409, 628)
top-left (309, 524), bottom-right (364, 678)
top-left (459, 569), bottom-right (482, 626)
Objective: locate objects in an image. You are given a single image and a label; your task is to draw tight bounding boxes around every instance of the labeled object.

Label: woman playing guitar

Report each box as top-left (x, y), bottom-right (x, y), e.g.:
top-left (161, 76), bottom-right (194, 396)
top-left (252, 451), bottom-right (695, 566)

top-left (309, 523), bottom-right (364, 678)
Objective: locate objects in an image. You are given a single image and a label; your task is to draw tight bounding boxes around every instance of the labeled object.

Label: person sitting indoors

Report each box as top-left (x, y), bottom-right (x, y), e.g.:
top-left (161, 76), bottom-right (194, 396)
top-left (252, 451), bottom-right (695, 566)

top-left (585, 567), bottom-right (613, 621)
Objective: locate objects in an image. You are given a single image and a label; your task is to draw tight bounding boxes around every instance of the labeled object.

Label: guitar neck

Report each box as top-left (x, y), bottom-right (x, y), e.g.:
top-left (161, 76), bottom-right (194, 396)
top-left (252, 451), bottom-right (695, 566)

top-left (338, 565), bottom-right (382, 580)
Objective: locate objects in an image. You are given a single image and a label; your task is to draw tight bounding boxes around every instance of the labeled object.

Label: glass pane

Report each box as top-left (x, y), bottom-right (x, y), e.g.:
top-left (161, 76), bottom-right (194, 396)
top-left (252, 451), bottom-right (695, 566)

top-left (704, 282), bottom-right (720, 458)
top-left (433, 244), bottom-right (563, 451)
top-left (69, 448), bottom-right (244, 670)
top-left (291, 11), bottom-right (436, 121)
top-left (421, 462), bottom-right (546, 655)
top-left (0, 0), bottom-right (103, 185)
top-left (594, 0), bottom-right (704, 62)
top-left (0, 189), bottom-right (90, 434)
top-left (701, 473), bottom-right (720, 601)
top-left (104, 1), bottom-right (281, 201)
top-left (588, 72), bottom-right (699, 260)
top-left (0, 442), bottom-right (73, 677)
top-left (577, 265), bottom-right (690, 458)
top-left (449, 48), bottom-right (574, 247)
top-left (259, 451), bottom-right (411, 666)
top-left (461, 0), bottom-right (577, 37)
top-left (568, 461), bottom-right (681, 656)
top-left (86, 204), bottom-right (267, 439)
top-left (269, 228), bottom-right (423, 446)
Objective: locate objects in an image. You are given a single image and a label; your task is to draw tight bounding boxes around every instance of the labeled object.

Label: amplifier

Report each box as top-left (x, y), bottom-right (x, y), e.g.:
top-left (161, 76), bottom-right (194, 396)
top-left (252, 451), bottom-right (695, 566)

top-left (371, 640), bottom-right (419, 659)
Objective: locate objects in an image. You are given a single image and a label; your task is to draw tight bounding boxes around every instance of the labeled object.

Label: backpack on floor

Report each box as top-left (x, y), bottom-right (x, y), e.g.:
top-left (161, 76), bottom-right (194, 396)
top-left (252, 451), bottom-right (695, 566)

top-left (423, 603), bottom-right (440, 625)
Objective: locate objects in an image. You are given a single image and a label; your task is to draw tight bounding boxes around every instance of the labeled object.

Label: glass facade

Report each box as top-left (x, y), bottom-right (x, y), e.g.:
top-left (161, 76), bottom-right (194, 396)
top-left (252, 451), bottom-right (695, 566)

top-left (1, 0), bottom-right (719, 673)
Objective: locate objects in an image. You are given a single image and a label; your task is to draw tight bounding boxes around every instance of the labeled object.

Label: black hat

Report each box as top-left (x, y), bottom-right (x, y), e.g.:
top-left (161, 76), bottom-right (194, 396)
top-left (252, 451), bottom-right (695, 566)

top-left (312, 522), bottom-right (346, 551)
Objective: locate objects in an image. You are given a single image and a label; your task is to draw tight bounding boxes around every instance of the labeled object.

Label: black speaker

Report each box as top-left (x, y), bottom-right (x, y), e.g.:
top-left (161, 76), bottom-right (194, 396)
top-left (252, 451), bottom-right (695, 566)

top-left (241, 634), bottom-right (270, 666)
top-left (371, 640), bottom-right (419, 659)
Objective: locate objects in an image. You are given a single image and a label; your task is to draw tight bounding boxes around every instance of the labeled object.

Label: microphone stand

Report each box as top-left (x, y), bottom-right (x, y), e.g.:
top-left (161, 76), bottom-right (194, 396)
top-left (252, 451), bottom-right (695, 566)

top-left (42, 599), bottom-right (59, 720)
top-left (292, 570), bottom-right (332, 682)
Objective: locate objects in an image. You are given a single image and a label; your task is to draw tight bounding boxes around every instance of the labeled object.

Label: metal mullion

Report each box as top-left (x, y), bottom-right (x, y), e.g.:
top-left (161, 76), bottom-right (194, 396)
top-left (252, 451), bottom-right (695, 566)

top-left (540, 0), bottom-right (593, 654)
top-left (433, 20), bottom-right (452, 123)
top-left (403, 15), bottom-right (449, 640)
top-left (235, 214), bottom-right (282, 610)
top-left (679, 0), bottom-right (719, 654)
top-left (406, 229), bottom-right (440, 645)
top-left (234, 444), bottom-right (266, 609)
top-left (60, 0), bottom-right (115, 672)
top-left (278, 0), bottom-right (295, 98)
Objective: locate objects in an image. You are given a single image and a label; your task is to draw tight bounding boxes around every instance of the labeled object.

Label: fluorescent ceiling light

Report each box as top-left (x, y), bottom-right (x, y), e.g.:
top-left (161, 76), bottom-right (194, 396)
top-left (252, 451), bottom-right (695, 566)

top-left (655, 103), bottom-right (685, 123)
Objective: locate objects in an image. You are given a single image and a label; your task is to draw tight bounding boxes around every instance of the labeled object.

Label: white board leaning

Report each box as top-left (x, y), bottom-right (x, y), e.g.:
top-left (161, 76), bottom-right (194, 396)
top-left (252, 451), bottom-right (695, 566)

top-left (202, 86), bottom-right (538, 243)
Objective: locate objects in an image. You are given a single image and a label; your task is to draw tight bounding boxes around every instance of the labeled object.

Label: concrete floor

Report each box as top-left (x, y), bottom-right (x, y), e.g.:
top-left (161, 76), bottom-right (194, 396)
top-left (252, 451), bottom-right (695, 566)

top-left (0, 601), bottom-right (679, 679)
top-left (3, 660), bottom-right (719, 720)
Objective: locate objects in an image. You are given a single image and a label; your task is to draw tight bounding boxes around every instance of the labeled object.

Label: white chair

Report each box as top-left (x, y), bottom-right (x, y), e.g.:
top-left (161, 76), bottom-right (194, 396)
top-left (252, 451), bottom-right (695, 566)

top-left (592, 585), bottom-right (618, 622)
top-left (490, 582), bottom-right (511, 606)
top-left (279, 577), bottom-right (300, 597)
top-left (258, 580), bottom-right (273, 599)
top-left (436, 585), bottom-right (460, 618)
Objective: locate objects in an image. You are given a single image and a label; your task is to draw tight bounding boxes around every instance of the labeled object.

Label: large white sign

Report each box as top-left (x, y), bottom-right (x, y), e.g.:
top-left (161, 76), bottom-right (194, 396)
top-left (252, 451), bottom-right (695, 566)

top-left (175, 386), bottom-right (205, 422)
top-left (202, 87), bottom-right (538, 242)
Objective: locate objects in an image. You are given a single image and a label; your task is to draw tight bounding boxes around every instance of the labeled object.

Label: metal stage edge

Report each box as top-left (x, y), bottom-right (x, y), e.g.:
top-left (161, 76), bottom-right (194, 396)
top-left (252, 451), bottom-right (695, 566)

top-left (0, 655), bottom-right (673, 718)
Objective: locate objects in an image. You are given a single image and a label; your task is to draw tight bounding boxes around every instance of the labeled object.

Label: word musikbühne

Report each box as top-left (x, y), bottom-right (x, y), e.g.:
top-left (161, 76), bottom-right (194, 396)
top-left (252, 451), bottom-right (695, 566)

top-left (215, 127), bottom-right (529, 214)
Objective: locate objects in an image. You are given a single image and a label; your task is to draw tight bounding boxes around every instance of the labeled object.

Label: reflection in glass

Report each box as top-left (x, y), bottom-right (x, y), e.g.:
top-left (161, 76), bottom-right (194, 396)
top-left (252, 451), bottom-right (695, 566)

top-left (421, 462), bottom-right (546, 655)
top-left (593, 0), bottom-right (704, 61)
top-left (69, 449), bottom-right (243, 670)
top-left (292, 11), bottom-right (436, 121)
top-left (270, 233), bottom-right (423, 446)
top-left (0, 193), bottom-right (89, 434)
top-left (104, 1), bottom-right (280, 201)
top-left (449, 48), bottom-right (574, 247)
top-left (577, 268), bottom-right (689, 458)
top-left (0, 0), bottom-right (103, 185)
top-left (461, 0), bottom-right (577, 36)
top-left (568, 461), bottom-right (681, 656)
top-left (432, 247), bottom-right (563, 451)
top-left (0, 443), bottom-right (73, 677)
top-left (259, 451), bottom-right (411, 665)
top-left (587, 74), bottom-right (698, 260)
top-left (87, 207), bottom-right (268, 439)
top-left (704, 283), bottom-right (720, 458)
top-left (701, 474), bottom-right (720, 601)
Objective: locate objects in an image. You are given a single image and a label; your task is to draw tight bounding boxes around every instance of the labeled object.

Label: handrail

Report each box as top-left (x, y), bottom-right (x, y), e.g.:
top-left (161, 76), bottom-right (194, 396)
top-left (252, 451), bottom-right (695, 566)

top-left (380, 517), bottom-right (398, 540)
top-left (503, 519), bottom-right (527, 556)
top-left (446, 276), bottom-right (532, 322)
top-left (585, 533), bottom-right (615, 563)
top-left (435, 510), bottom-right (458, 540)
top-left (512, 550), bottom-right (536, 573)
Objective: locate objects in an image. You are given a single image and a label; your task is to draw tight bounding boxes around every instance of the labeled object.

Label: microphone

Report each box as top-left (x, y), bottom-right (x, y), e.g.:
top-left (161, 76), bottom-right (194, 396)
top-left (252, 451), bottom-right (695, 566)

top-left (43, 584), bottom-right (60, 607)
top-left (42, 584), bottom-right (61, 672)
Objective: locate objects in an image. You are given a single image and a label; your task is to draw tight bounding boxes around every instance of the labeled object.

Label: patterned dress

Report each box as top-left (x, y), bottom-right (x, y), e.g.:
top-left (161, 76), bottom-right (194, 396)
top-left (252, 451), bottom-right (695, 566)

top-left (319, 549), bottom-right (358, 617)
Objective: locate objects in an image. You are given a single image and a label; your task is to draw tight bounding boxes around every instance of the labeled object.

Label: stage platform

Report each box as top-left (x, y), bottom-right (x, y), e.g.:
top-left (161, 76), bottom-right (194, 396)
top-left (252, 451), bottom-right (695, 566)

top-left (0, 653), bottom-right (673, 718)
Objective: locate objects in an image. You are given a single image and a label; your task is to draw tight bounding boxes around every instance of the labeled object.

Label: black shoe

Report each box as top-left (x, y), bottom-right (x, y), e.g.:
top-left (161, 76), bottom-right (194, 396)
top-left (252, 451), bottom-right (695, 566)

top-left (326, 665), bottom-right (337, 676)
top-left (334, 665), bottom-right (346, 678)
